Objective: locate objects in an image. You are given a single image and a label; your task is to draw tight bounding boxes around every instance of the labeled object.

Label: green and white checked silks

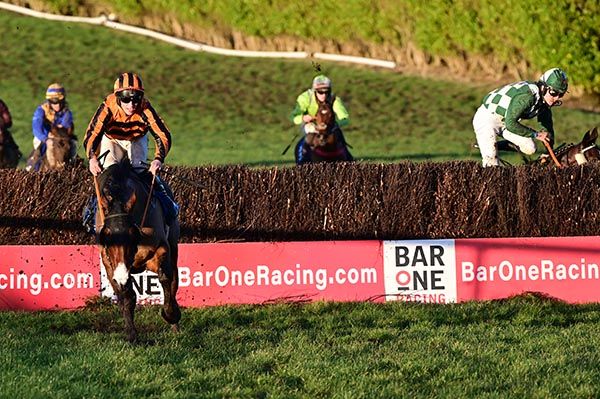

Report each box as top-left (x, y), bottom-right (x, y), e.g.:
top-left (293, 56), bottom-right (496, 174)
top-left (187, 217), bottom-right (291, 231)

top-left (482, 81), bottom-right (541, 119)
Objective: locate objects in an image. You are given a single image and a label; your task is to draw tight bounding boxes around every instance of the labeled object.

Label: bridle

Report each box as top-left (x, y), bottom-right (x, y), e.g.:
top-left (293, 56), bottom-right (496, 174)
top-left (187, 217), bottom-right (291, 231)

top-left (574, 144), bottom-right (598, 165)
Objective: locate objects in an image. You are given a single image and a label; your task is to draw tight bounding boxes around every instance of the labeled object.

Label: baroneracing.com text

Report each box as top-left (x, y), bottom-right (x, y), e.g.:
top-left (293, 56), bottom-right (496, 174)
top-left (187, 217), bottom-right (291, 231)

top-left (462, 258), bottom-right (600, 282)
top-left (0, 268), bottom-right (94, 296)
top-left (179, 264), bottom-right (378, 291)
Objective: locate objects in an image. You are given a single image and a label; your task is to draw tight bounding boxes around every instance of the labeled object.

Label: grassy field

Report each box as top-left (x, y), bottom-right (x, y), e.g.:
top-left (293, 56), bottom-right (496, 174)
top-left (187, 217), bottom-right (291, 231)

top-left (1, 9), bottom-right (599, 167)
top-left (3, 9), bottom-right (600, 398)
top-left (1, 295), bottom-right (600, 398)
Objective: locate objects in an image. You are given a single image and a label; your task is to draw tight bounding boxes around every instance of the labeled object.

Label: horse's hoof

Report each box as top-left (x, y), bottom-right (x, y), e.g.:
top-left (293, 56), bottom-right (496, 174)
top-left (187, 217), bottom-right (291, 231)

top-left (126, 332), bottom-right (138, 343)
top-left (171, 323), bottom-right (180, 333)
top-left (161, 307), bottom-right (181, 325)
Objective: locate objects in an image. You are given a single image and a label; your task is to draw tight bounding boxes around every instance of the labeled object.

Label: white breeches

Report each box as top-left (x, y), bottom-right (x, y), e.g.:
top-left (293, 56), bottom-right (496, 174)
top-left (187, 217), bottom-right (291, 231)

top-left (473, 105), bottom-right (536, 167)
top-left (98, 135), bottom-right (148, 169)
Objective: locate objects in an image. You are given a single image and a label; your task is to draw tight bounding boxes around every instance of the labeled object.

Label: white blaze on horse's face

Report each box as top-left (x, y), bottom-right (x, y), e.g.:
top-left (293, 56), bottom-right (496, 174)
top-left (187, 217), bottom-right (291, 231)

top-left (113, 261), bottom-right (129, 287)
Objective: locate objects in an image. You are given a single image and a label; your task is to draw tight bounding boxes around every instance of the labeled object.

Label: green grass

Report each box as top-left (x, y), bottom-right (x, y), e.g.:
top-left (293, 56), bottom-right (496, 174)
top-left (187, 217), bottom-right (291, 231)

top-left (4, 9), bottom-right (600, 399)
top-left (1, 295), bottom-right (600, 398)
top-left (1, 9), bottom-right (599, 167)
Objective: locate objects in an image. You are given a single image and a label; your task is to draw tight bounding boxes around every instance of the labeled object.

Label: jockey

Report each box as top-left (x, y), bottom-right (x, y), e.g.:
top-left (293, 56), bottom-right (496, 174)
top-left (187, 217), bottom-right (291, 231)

top-left (290, 74), bottom-right (351, 163)
top-left (473, 67), bottom-right (568, 167)
top-left (82, 72), bottom-right (179, 231)
top-left (0, 98), bottom-right (20, 157)
top-left (26, 83), bottom-right (77, 171)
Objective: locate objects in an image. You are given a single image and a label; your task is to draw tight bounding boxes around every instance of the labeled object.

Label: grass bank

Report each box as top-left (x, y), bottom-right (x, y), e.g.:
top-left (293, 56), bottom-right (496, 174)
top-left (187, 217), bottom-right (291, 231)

top-left (10, 0), bottom-right (600, 96)
top-left (1, 9), bottom-right (599, 167)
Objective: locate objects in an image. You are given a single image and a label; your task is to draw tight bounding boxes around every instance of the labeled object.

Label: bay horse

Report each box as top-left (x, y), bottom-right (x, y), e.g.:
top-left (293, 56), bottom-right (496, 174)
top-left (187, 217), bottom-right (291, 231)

top-left (39, 126), bottom-right (76, 171)
top-left (295, 98), bottom-right (352, 164)
top-left (96, 159), bottom-right (181, 342)
top-left (539, 127), bottom-right (600, 167)
top-left (0, 128), bottom-right (22, 169)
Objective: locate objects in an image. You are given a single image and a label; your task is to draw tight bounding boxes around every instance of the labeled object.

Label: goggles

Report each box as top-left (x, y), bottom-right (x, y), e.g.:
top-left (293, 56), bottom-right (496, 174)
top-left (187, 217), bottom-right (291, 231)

top-left (117, 90), bottom-right (143, 104)
top-left (548, 89), bottom-right (564, 98)
top-left (48, 97), bottom-right (63, 104)
top-left (315, 89), bottom-right (330, 95)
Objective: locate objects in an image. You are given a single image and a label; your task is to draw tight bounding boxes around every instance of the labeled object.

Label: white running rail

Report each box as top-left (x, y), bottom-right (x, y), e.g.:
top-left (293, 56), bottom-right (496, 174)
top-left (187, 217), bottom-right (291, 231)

top-left (0, 1), bottom-right (396, 68)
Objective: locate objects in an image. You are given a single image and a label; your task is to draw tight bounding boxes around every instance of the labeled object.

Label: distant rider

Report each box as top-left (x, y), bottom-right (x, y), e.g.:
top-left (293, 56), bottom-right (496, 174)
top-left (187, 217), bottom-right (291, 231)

top-left (290, 74), bottom-right (351, 164)
top-left (26, 83), bottom-right (77, 171)
top-left (473, 67), bottom-right (568, 167)
top-left (0, 98), bottom-right (21, 163)
top-left (0, 99), bottom-right (12, 133)
top-left (82, 72), bottom-right (179, 232)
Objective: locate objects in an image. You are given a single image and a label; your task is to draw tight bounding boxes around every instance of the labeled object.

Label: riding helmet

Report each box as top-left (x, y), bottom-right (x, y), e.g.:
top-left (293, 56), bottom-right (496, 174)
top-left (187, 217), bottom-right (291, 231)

top-left (46, 83), bottom-right (65, 101)
top-left (113, 72), bottom-right (144, 94)
top-left (312, 75), bottom-right (332, 90)
top-left (539, 68), bottom-right (568, 94)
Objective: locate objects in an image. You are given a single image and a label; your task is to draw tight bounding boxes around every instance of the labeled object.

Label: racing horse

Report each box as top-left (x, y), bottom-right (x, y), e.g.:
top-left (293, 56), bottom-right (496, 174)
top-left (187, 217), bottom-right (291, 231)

top-left (0, 127), bottom-right (21, 169)
top-left (539, 127), bottom-right (600, 167)
top-left (39, 126), bottom-right (77, 171)
top-left (95, 159), bottom-right (181, 342)
top-left (295, 98), bottom-right (352, 163)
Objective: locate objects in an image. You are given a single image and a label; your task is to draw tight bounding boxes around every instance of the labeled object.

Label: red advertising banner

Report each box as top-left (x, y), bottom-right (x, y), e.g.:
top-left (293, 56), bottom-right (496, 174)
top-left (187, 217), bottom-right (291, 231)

top-left (5, 236), bottom-right (600, 311)
top-left (0, 245), bottom-right (99, 310)
top-left (175, 241), bottom-right (384, 306)
top-left (456, 236), bottom-right (600, 303)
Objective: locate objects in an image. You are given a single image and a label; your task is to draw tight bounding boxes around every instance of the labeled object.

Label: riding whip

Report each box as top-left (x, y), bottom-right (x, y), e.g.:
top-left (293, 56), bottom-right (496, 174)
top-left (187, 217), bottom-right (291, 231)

top-left (282, 133), bottom-right (299, 155)
top-left (93, 175), bottom-right (105, 226)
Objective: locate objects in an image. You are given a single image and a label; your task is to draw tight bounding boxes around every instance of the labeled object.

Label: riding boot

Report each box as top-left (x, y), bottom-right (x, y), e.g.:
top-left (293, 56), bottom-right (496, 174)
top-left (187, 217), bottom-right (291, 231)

top-left (154, 176), bottom-right (180, 225)
top-left (68, 139), bottom-right (78, 162)
top-left (496, 140), bottom-right (519, 152)
top-left (295, 137), bottom-right (311, 165)
top-left (25, 147), bottom-right (42, 172)
top-left (82, 195), bottom-right (97, 234)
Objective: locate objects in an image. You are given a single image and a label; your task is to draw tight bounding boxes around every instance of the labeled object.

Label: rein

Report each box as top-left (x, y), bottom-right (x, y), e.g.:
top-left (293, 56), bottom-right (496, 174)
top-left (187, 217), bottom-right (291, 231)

top-left (140, 161), bottom-right (206, 189)
top-left (543, 140), bottom-right (562, 168)
top-left (92, 150), bottom-right (111, 226)
top-left (140, 173), bottom-right (155, 228)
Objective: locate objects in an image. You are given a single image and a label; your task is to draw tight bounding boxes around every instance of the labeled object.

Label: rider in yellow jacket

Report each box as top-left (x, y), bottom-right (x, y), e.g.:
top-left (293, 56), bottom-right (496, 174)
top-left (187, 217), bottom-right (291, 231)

top-left (290, 75), bottom-right (351, 163)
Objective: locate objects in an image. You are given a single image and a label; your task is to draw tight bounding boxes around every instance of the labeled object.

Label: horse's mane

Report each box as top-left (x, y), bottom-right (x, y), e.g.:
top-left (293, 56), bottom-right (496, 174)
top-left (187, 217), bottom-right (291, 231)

top-left (98, 159), bottom-right (134, 191)
top-left (97, 159), bottom-right (154, 224)
top-left (552, 142), bottom-right (578, 158)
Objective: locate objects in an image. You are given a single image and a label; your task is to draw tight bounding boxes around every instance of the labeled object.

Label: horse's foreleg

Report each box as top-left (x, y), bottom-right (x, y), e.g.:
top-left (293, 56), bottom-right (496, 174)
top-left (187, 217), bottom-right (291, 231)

top-left (117, 280), bottom-right (138, 343)
top-left (104, 253), bottom-right (138, 342)
top-left (158, 255), bottom-right (181, 328)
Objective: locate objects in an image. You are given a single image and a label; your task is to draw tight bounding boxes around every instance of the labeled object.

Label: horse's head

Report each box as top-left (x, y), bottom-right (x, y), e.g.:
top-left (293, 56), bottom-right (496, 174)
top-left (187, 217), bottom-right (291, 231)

top-left (97, 161), bottom-right (141, 288)
top-left (553, 127), bottom-right (600, 166)
top-left (44, 126), bottom-right (72, 170)
top-left (307, 100), bottom-right (336, 149)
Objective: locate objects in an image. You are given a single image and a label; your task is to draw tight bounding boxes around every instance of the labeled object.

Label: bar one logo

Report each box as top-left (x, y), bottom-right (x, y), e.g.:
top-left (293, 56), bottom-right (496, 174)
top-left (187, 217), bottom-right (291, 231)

top-left (394, 245), bottom-right (445, 291)
top-left (383, 240), bottom-right (457, 303)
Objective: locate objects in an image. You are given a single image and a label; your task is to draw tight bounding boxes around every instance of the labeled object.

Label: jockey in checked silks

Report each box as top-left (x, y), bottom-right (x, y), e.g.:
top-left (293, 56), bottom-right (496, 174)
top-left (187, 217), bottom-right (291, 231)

top-left (290, 74), bottom-right (352, 163)
top-left (473, 67), bottom-right (569, 167)
top-left (82, 72), bottom-right (179, 233)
